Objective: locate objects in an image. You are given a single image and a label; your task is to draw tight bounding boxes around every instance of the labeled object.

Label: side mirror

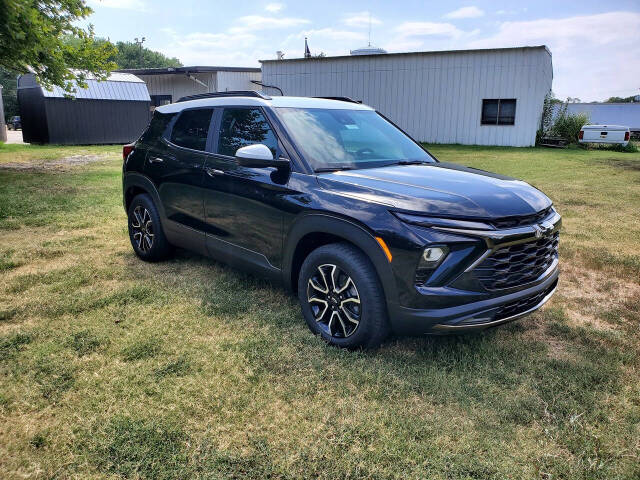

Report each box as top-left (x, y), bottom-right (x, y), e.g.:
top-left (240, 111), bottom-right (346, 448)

top-left (235, 144), bottom-right (289, 169)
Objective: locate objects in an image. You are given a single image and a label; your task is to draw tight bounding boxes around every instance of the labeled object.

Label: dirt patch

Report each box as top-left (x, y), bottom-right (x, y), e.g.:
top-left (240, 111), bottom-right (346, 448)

top-left (520, 308), bottom-right (572, 360)
top-left (0, 154), bottom-right (111, 171)
top-left (520, 259), bottom-right (640, 358)
top-left (557, 261), bottom-right (640, 330)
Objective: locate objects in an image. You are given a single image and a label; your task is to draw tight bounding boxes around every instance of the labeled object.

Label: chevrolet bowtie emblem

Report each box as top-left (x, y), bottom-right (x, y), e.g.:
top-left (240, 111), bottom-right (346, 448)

top-left (533, 221), bottom-right (554, 238)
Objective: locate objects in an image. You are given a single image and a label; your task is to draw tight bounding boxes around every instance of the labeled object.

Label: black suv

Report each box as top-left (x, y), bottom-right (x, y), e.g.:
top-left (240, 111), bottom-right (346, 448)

top-left (123, 92), bottom-right (560, 348)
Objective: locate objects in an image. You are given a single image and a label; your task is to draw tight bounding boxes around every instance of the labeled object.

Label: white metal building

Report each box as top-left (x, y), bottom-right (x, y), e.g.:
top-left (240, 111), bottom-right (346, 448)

top-left (261, 46), bottom-right (553, 147)
top-left (118, 66), bottom-right (261, 109)
top-left (563, 103), bottom-right (640, 134)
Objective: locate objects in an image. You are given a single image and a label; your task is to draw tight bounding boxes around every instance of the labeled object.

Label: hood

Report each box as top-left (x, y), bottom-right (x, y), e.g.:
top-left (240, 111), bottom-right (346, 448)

top-left (317, 162), bottom-right (552, 219)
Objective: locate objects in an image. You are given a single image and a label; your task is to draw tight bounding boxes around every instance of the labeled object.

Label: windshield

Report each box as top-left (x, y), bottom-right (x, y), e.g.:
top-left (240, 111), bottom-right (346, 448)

top-left (275, 108), bottom-right (435, 171)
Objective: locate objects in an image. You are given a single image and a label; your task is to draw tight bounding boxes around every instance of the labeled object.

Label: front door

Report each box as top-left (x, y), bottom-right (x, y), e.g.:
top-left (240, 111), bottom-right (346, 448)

top-left (202, 106), bottom-right (289, 276)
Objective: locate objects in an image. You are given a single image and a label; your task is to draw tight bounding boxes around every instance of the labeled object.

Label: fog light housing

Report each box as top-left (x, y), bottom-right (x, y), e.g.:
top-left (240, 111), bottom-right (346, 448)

top-left (415, 246), bottom-right (450, 286)
top-left (420, 246), bottom-right (449, 270)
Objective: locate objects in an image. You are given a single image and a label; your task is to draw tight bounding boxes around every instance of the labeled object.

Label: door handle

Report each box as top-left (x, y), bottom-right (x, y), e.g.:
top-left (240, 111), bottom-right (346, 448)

top-left (206, 168), bottom-right (225, 177)
top-left (148, 156), bottom-right (164, 164)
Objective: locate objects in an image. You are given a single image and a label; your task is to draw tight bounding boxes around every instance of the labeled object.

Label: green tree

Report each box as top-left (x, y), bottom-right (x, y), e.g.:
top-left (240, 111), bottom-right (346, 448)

top-left (605, 96), bottom-right (637, 103)
top-left (111, 41), bottom-right (182, 69)
top-left (0, 67), bottom-right (18, 121)
top-left (0, 0), bottom-right (116, 93)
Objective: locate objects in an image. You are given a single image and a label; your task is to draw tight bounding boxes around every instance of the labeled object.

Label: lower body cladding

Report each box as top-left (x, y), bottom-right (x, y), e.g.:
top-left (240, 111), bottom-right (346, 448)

top-left (388, 209), bottom-right (562, 335)
top-left (389, 271), bottom-right (558, 334)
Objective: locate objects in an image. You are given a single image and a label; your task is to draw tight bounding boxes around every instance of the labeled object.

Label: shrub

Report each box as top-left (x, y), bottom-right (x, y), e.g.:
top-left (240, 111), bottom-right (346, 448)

top-left (551, 103), bottom-right (589, 144)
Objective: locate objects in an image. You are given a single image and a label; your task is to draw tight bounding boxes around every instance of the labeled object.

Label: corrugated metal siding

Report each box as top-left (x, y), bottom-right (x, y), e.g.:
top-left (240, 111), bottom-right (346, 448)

top-left (140, 72), bottom-right (215, 102)
top-left (42, 73), bottom-right (150, 101)
top-left (216, 71), bottom-right (262, 92)
top-left (137, 70), bottom-right (262, 101)
top-left (261, 47), bottom-right (552, 146)
top-left (43, 99), bottom-right (150, 144)
top-left (564, 103), bottom-right (640, 131)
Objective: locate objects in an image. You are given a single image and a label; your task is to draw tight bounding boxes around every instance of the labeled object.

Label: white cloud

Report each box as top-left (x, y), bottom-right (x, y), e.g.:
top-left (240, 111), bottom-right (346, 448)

top-left (469, 12), bottom-right (640, 101)
top-left (444, 6), bottom-right (484, 19)
top-left (88, 0), bottom-right (145, 10)
top-left (161, 31), bottom-right (265, 66)
top-left (230, 15), bottom-right (310, 33)
top-left (265, 3), bottom-right (284, 13)
top-left (177, 32), bottom-right (257, 51)
top-left (342, 11), bottom-right (382, 28)
top-left (394, 22), bottom-right (465, 38)
top-left (298, 28), bottom-right (367, 42)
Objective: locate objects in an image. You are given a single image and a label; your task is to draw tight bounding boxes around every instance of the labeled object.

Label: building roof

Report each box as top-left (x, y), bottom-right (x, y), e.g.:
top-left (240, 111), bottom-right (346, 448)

top-left (156, 95), bottom-right (373, 114)
top-left (18, 72), bottom-right (150, 101)
top-left (117, 65), bottom-right (261, 75)
top-left (261, 45), bottom-right (551, 63)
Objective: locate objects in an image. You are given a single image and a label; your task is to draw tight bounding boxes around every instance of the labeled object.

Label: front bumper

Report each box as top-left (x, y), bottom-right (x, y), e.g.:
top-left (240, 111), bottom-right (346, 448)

top-left (389, 268), bottom-right (558, 334)
top-left (387, 209), bottom-right (561, 335)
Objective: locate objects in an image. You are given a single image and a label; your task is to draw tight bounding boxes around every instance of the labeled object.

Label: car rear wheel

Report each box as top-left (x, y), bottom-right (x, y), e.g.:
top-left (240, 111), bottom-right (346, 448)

top-left (298, 242), bottom-right (390, 349)
top-left (127, 194), bottom-right (172, 262)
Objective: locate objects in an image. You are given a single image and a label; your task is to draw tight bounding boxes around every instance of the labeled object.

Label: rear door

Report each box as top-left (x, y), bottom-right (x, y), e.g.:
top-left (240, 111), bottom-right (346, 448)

top-left (145, 107), bottom-right (214, 252)
top-left (201, 106), bottom-right (288, 275)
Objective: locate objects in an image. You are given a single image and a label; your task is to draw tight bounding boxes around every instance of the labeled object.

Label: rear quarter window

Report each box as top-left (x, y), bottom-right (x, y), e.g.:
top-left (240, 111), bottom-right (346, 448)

top-left (170, 108), bottom-right (214, 151)
top-left (140, 111), bottom-right (176, 144)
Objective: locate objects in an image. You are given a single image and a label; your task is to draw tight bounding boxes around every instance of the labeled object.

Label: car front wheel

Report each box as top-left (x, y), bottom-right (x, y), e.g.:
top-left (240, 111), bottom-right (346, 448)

top-left (298, 242), bottom-right (390, 349)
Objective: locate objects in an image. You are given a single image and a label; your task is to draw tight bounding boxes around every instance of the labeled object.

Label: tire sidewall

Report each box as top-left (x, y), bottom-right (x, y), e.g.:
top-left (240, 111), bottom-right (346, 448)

top-left (298, 246), bottom-right (382, 348)
top-left (127, 194), bottom-right (164, 260)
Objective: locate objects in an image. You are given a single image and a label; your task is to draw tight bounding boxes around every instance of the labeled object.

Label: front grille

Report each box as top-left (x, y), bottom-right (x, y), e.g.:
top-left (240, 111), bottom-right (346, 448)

top-left (474, 231), bottom-right (559, 290)
top-left (491, 207), bottom-right (552, 230)
top-left (455, 280), bottom-right (558, 327)
top-left (415, 268), bottom-right (431, 286)
top-left (494, 280), bottom-right (557, 319)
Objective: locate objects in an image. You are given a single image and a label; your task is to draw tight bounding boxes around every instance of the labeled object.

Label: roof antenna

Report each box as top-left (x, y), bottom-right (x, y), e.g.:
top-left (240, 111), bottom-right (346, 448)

top-left (368, 12), bottom-right (372, 47)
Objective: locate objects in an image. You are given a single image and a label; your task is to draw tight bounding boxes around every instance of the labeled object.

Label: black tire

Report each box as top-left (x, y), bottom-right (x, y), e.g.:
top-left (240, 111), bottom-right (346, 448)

top-left (298, 242), bottom-right (390, 349)
top-left (127, 193), bottom-right (172, 262)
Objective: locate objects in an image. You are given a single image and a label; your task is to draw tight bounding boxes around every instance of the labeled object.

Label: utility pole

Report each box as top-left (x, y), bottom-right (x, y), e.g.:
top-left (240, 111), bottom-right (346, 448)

top-left (134, 37), bottom-right (146, 67)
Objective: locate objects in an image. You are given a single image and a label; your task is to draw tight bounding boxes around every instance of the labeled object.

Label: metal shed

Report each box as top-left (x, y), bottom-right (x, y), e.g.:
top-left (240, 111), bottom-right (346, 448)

top-left (261, 46), bottom-right (553, 147)
top-left (17, 72), bottom-right (151, 145)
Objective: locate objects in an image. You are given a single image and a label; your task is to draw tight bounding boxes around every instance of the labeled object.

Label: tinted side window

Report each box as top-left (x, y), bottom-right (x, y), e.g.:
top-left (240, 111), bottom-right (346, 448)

top-left (141, 111), bottom-right (176, 144)
top-left (170, 108), bottom-right (213, 151)
top-left (217, 108), bottom-right (278, 157)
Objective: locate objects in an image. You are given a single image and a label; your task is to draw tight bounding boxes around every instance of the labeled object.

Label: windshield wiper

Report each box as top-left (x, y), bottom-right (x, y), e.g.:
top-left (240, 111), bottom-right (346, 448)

top-left (314, 166), bottom-right (356, 173)
top-left (393, 160), bottom-right (430, 166)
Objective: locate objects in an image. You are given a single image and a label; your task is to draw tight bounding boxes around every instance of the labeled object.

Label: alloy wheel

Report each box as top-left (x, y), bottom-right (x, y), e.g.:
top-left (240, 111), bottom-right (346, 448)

top-left (131, 206), bottom-right (154, 253)
top-left (307, 264), bottom-right (361, 338)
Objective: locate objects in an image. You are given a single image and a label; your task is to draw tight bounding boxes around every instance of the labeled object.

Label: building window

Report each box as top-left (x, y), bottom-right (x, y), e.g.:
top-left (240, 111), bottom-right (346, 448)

top-left (150, 95), bottom-right (172, 110)
top-left (481, 99), bottom-right (516, 125)
top-left (170, 108), bottom-right (213, 151)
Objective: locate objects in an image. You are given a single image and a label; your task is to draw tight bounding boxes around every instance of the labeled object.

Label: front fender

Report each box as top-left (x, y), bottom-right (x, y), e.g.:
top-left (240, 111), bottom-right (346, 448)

top-left (282, 212), bottom-right (399, 308)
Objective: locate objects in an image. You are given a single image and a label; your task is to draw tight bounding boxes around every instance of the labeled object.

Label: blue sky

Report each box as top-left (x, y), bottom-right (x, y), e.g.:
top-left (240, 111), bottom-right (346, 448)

top-left (85, 0), bottom-right (640, 101)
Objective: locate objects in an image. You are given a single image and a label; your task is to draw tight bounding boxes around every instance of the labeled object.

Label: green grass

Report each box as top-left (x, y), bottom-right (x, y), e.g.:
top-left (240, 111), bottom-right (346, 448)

top-left (0, 143), bottom-right (119, 164)
top-left (1, 143), bottom-right (639, 479)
